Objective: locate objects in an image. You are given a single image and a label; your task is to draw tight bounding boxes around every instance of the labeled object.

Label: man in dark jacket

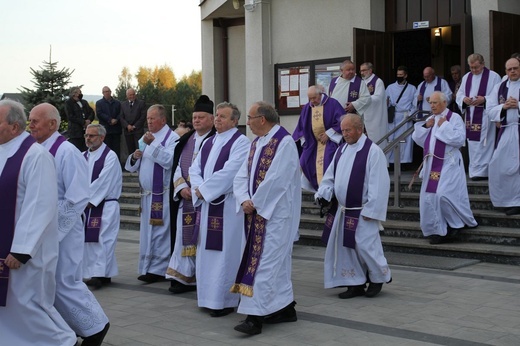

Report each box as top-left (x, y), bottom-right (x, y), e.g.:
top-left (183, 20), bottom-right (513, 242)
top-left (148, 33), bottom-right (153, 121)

top-left (119, 88), bottom-right (147, 158)
top-left (96, 86), bottom-right (122, 158)
top-left (64, 86), bottom-right (95, 151)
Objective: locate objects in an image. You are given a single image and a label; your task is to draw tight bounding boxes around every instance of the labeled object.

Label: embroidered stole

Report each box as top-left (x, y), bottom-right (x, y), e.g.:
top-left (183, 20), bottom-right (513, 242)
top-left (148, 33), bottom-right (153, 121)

top-left (311, 105), bottom-right (326, 185)
top-left (347, 76), bottom-right (362, 104)
top-left (0, 135), bottom-right (36, 307)
top-left (149, 129), bottom-right (173, 225)
top-left (83, 145), bottom-right (111, 242)
top-left (178, 133), bottom-right (198, 257)
top-left (465, 67), bottom-right (490, 141)
top-left (424, 111), bottom-right (453, 193)
top-left (418, 77), bottom-right (442, 110)
top-left (231, 127), bottom-right (290, 297)
top-left (49, 135), bottom-right (67, 157)
top-left (321, 138), bottom-right (372, 248)
top-left (198, 130), bottom-right (242, 251)
top-left (366, 75), bottom-right (379, 95)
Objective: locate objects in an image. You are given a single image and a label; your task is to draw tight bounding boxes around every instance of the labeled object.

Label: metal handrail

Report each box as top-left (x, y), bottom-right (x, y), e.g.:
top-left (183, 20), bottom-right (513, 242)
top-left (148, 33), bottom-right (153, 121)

top-left (376, 110), bottom-right (431, 207)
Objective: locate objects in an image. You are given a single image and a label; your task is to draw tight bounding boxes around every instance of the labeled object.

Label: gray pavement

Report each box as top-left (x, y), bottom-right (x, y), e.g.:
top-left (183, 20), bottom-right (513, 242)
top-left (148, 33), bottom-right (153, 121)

top-left (89, 230), bottom-right (520, 346)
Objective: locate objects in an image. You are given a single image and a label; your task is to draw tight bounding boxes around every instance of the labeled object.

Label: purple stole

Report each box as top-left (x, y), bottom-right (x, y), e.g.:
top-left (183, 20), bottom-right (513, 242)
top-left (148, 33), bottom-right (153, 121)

top-left (366, 75), bottom-right (379, 95)
top-left (418, 77), bottom-right (442, 110)
top-left (465, 67), bottom-right (490, 141)
top-left (0, 135), bottom-right (36, 307)
top-left (149, 129), bottom-right (173, 225)
top-left (423, 111), bottom-right (454, 193)
top-left (49, 135), bottom-right (67, 157)
top-left (198, 130), bottom-right (242, 251)
top-left (231, 127), bottom-right (290, 297)
top-left (83, 145), bottom-right (111, 242)
top-left (321, 138), bottom-right (372, 249)
top-left (328, 76), bottom-right (363, 104)
top-left (179, 133), bottom-right (199, 256)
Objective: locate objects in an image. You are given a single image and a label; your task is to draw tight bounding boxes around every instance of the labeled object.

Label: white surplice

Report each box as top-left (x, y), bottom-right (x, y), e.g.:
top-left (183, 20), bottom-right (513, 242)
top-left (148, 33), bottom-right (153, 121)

top-left (41, 132), bottom-right (108, 337)
top-left (386, 81), bottom-right (417, 163)
top-left (189, 128), bottom-right (250, 310)
top-left (414, 76), bottom-right (452, 112)
top-left (84, 142), bottom-right (122, 279)
top-left (316, 134), bottom-right (391, 288)
top-left (330, 75), bottom-right (372, 116)
top-left (363, 74), bottom-right (389, 147)
top-left (0, 132), bottom-right (77, 346)
top-left (125, 125), bottom-right (179, 275)
top-left (456, 69), bottom-right (501, 178)
top-left (487, 79), bottom-right (520, 207)
top-left (412, 110), bottom-right (478, 236)
top-left (166, 131), bottom-right (211, 285)
top-left (233, 125), bottom-right (301, 316)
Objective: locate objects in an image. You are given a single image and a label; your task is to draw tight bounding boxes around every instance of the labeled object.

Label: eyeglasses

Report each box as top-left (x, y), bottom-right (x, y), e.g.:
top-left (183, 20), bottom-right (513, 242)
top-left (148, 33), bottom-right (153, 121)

top-left (247, 115), bottom-right (264, 120)
top-left (84, 134), bottom-right (100, 138)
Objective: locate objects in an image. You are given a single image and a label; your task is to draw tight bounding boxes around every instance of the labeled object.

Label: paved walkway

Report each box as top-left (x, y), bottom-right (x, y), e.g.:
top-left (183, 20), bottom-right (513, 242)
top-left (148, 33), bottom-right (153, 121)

top-left (90, 230), bottom-right (520, 346)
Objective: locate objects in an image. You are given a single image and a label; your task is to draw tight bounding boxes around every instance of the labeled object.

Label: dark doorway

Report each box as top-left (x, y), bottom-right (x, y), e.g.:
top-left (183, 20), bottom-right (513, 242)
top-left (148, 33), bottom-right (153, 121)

top-left (393, 30), bottom-right (431, 87)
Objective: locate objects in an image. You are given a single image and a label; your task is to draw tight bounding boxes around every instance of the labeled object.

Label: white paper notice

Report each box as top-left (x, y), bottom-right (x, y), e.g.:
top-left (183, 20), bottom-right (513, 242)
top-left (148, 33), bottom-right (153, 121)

top-left (299, 74), bottom-right (309, 104)
top-left (290, 75), bottom-right (299, 91)
top-left (280, 75), bottom-right (290, 92)
top-left (287, 96), bottom-right (300, 108)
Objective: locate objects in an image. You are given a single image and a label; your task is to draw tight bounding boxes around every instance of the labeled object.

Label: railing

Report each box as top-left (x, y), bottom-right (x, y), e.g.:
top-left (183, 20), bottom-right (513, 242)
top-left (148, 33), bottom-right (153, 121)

top-left (376, 110), bottom-right (432, 207)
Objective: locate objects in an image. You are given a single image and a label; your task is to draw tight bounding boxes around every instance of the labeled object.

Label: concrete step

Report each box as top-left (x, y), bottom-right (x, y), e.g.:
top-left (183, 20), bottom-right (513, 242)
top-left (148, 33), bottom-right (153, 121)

top-left (120, 203), bottom-right (139, 217)
top-left (120, 192), bottom-right (141, 205)
top-left (120, 215), bottom-right (140, 231)
top-left (122, 182), bottom-right (140, 194)
top-left (389, 192), bottom-right (495, 210)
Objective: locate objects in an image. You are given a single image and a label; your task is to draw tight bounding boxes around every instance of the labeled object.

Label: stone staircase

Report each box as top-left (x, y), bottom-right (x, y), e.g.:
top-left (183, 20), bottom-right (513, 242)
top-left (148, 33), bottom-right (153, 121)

top-left (298, 171), bottom-right (520, 265)
top-left (120, 171), bottom-right (520, 265)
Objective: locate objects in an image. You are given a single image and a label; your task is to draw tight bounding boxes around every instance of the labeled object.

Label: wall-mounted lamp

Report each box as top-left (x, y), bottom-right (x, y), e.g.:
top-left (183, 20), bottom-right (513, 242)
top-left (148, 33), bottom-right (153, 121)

top-left (233, 0), bottom-right (241, 10)
top-left (434, 28), bottom-right (442, 37)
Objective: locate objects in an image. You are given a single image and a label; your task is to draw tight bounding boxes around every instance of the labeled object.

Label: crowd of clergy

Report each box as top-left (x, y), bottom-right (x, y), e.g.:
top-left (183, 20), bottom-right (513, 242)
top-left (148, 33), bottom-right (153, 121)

top-left (1, 52), bottom-right (518, 343)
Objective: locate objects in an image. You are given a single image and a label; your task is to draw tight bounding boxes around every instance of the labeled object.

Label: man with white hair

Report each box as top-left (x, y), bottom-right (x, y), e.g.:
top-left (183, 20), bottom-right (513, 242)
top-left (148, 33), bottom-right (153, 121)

top-left (29, 103), bottom-right (110, 346)
top-left (412, 92), bottom-right (477, 244)
top-left (0, 99), bottom-right (78, 345)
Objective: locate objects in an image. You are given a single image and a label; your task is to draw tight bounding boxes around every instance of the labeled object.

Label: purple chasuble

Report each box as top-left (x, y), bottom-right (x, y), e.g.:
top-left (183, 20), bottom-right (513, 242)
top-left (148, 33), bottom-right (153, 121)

top-left (321, 138), bottom-right (373, 249)
top-left (149, 129), bottom-right (173, 225)
top-left (198, 130), bottom-right (242, 251)
top-left (418, 77), bottom-right (442, 110)
top-left (179, 133), bottom-right (199, 256)
top-left (83, 145), bottom-right (111, 242)
top-left (49, 135), bottom-right (67, 157)
top-left (231, 127), bottom-right (290, 297)
top-left (465, 67), bottom-right (490, 141)
top-left (328, 76), bottom-right (339, 95)
top-left (0, 135), bottom-right (36, 307)
top-left (292, 94), bottom-right (343, 190)
top-left (423, 111), bottom-right (454, 193)
top-left (366, 75), bottom-right (379, 95)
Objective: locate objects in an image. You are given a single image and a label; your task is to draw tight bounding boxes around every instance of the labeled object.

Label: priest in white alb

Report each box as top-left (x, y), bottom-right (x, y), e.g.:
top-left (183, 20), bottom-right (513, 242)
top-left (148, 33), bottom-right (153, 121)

top-left (329, 59), bottom-right (371, 117)
top-left (359, 62), bottom-right (388, 147)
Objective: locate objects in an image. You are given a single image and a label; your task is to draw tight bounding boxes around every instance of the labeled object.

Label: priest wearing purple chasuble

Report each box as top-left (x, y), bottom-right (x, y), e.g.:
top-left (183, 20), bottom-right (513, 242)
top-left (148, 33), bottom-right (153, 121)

top-left (412, 92), bottom-right (478, 244)
top-left (125, 105), bottom-right (180, 282)
top-left (456, 53), bottom-right (501, 180)
top-left (189, 102), bottom-right (250, 318)
top-left (316, 113), bottom-right (391, 300)
top-left (232, 102), bottom-right (301, 335)
top-left (293, 85), bottom-right (344, 192)
top-left (29, 104), bottom-right (110, 345)
top-left (0, 100), bottom-right (78, 346)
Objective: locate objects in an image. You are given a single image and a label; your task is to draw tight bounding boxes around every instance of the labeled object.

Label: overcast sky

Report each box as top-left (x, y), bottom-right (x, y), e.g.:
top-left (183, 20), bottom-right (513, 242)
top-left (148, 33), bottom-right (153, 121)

top-left (0, 0), bottom-right (201, 96)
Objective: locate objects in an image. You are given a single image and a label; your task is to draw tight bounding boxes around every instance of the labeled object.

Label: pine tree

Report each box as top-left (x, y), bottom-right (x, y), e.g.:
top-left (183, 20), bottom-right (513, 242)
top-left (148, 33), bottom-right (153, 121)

top-left (19, 48), bottom-right (74, 128)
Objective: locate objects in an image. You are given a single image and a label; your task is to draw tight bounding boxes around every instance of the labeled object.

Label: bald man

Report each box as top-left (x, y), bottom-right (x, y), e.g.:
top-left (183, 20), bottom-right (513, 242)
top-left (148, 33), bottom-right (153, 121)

top-left (414, 67), bottom-right (452, 112)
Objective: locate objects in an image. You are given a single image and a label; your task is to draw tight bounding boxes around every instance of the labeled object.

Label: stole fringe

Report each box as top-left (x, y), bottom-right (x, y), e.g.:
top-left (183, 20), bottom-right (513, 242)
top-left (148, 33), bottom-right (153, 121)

top-left (149, 219), bottom-right (164, 226)
top-left (165, 267), bottom-right (196, 283)
top-left (181, 245), bottom-right (197, 257)
top-left (229, 283), bottom-right (253, 297)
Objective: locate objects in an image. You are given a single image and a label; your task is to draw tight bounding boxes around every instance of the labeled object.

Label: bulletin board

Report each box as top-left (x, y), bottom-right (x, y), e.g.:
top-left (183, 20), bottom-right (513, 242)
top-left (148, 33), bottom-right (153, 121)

top-left (275, 56), bottom-right (349, 115)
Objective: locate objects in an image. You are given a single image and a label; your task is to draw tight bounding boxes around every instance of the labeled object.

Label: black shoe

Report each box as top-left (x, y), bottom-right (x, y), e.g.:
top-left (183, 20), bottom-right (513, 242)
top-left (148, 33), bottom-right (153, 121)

top-left (264, 306), bottom-right (297, 324)
top-left (168, 282), bottom-right (196, 294)
top-left (99, 277), bottom-right (112, 285)
top-left (338, 285), bottom-right (365, 299)
top-left (209, 307), bottom-right (234, 317)
top-left (81, 322), bottom-right (110, 346)
top-left (365, 282), bottom-right (383, 298)
top-left (85, 278), bottom-right (102, 289)
top-left (429, 235), bottom-right (448, 244)
top-left (446, 226), bottom-right (463, 240)
top-left (470, 176), bottom-right (488, 181)
top-left (138, 273), bottom-right (165, 283)
top-left (505, 207), bottom-right (520, 216)
top-left (234, 320), bottom-right (262, 335)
